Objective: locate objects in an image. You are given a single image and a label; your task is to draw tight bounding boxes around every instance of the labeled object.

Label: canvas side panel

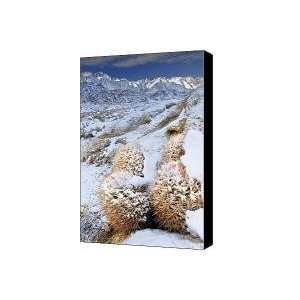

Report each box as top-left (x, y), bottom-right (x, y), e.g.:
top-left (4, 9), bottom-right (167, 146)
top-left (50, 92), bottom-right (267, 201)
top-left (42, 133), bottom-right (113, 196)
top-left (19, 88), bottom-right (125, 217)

top-left (204, 51), bottom-right (213, 249)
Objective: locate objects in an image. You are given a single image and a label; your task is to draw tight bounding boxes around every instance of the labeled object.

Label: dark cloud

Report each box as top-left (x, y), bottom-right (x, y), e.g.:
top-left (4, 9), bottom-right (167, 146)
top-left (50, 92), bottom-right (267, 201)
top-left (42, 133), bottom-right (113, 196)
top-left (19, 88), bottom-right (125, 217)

top-left (81, 51), bottom-right (203, 68)
top-left (80, 56), bottom-right (117, 66)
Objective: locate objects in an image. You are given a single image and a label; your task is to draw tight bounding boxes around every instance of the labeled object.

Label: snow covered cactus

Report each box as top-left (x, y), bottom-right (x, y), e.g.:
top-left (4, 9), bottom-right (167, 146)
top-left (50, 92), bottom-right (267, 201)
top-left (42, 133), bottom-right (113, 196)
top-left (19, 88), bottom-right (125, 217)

top-left (161, 133), bottom-right (185, 164)
top-left (112, 144), bottom-right (145, 177)
top-left (98, 143), bottom-right (149, 237)
top-left (99, 171), bottom-right (150, 234)
top-left (151, 161), bottom-right (203, 233)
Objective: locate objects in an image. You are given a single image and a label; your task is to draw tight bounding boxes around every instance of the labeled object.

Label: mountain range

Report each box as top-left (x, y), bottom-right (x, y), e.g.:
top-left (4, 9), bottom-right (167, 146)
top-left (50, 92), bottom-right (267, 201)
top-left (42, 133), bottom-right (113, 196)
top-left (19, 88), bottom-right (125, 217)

top-left (80, 72), bottom-right (202, 104)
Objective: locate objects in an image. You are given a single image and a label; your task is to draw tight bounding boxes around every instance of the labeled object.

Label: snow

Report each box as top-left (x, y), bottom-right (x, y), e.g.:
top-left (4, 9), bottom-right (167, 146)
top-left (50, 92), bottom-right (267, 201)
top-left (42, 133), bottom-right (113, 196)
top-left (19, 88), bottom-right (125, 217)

top-left (183, 81), bottom-right (191, 89)
top-left (138, 130), bottom-right (166, 183)
top-left (81, 72), bottom-right (92, 77)
top-left (141, 144), bottom-right (161, 183)
top-left (129, 81), bottom-right (138, 88)
top-left (147, 78), bottom-right (161, 89)
top-left (186, 209), bottom-right (204, 240)
top-left (102, 171), bottom-right (148, 190)
top-left (81, 163), bottom-right (106, 206)
top-left (181, 129), bottom-right (203, 182)
top-left (81, 118), bottom-right (104, 136)
top-left (81, 71), bottom-right (205, 248)
top-left (168, 77), bottom-right (182, 85)
top-left (123, 229), bottom-right (203, 249)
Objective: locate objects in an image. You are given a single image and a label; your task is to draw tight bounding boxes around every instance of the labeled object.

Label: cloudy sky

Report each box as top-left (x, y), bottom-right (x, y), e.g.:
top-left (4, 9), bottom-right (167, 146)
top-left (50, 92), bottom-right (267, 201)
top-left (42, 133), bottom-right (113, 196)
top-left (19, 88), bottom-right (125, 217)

top-left (80, 51), bottom-right (203, 80)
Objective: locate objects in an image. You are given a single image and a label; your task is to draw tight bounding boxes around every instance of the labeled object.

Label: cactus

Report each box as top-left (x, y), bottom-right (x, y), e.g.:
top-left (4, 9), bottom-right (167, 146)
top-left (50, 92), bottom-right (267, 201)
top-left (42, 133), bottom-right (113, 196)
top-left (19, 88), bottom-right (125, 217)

top-left (151, 161), bottom-right (203, 233)
top-left (99, 171), bottom-right (150, 235)
top-left (160, 133), bottom-right (185, 164)
top-left (112, 144), bottom-right (145, 177)
top-left (98, 143), bottom-right (149, 240)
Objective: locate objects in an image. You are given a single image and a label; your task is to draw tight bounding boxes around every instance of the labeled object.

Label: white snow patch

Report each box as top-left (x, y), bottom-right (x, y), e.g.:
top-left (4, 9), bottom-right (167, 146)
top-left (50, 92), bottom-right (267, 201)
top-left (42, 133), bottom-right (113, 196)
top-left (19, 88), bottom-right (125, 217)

top-left (181, 129), bottom-right (203, 182)
top-left (81, 163), bottom-right (106, 206)
top-left (139, 132), bottom-right (166, 184)
top-left (168, 77), bottom-right (182, 85)
top-left (129, 81), bottom-right (138, 88)
top-left (186, 209), bottom-right (204, 240)
top-left (123, 229), bottom-right (203, 249)
top-left (147, 78), bottom-right (161, 89)
top-left (183, 81), bottom-right (192, 89)
top-left (102, 171), bottom-right (148, 190)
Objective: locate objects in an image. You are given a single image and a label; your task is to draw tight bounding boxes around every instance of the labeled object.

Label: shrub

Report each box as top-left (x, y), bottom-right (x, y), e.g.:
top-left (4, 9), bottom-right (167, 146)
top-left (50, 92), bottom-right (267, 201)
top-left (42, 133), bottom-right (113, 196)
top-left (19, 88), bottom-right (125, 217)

top-left (81, 137), bottom-right (111, 166)
top-left (137, 113), bottom-right (152, 125)
top-left (166, 118), bottom-right (187, 136)
top-left (80, 204), bottom-right (111, 243)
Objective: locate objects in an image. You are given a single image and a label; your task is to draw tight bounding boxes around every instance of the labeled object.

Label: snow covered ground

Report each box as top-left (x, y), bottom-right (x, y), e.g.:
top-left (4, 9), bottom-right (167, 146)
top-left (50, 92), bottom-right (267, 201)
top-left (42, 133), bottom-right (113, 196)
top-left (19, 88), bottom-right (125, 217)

top-left (80, 72), bottom-right (204, 249)
top-left (81, 163), bottom-right (105, 207)
top-left (123, 229), bottom-right (203, 250)
top-left (186, 208), bottom-right (204, 240)
top-left (181, 129), bottom-right (204, 183)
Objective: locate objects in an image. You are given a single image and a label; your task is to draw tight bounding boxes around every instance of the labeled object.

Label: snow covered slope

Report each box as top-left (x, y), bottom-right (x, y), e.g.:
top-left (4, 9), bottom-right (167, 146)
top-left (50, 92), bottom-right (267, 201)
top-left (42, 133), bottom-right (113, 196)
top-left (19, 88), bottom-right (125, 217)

top-left (80, 72), bottom-right (204, 249)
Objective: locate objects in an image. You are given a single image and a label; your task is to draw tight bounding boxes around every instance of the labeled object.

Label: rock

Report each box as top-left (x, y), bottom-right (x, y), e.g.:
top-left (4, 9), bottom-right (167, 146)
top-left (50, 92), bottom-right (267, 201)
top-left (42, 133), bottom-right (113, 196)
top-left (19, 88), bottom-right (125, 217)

top-left (81, 137), bottom-right (111, 166)
top-left (115, 137), bottom-right (127, 145)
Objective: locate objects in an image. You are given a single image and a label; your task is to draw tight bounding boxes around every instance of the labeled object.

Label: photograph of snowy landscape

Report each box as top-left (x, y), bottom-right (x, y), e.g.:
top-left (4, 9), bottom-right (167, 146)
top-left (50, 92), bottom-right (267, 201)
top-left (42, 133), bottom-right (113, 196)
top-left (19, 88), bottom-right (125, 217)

top-left (80, 51), bottom-right (205, 249)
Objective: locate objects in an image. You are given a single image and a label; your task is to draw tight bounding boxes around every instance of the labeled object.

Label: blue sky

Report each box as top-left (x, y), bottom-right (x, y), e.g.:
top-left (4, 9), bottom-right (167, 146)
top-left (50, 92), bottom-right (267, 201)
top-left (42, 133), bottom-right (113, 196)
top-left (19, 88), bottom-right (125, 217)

top-left (80, 51), bottom-right (203, 80)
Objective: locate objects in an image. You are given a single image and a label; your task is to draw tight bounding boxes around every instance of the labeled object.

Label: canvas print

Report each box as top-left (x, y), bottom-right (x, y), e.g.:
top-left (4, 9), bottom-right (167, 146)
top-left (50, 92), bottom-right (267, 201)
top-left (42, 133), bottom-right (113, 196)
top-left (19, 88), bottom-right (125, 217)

top-left (80, 50), bottom-right (212, 249)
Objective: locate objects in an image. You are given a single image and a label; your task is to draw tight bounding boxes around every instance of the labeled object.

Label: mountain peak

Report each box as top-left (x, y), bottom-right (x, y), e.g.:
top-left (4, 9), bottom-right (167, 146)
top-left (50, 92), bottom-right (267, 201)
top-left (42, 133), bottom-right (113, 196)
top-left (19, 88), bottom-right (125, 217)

top-left (80, 71), bottom-right (202, 103)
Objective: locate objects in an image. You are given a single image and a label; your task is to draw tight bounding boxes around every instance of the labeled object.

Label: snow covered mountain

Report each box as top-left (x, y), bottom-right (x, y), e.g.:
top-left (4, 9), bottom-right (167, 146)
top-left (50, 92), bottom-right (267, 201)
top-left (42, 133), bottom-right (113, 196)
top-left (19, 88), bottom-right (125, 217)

top-left (80, 72), bottom-right (202, 105)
